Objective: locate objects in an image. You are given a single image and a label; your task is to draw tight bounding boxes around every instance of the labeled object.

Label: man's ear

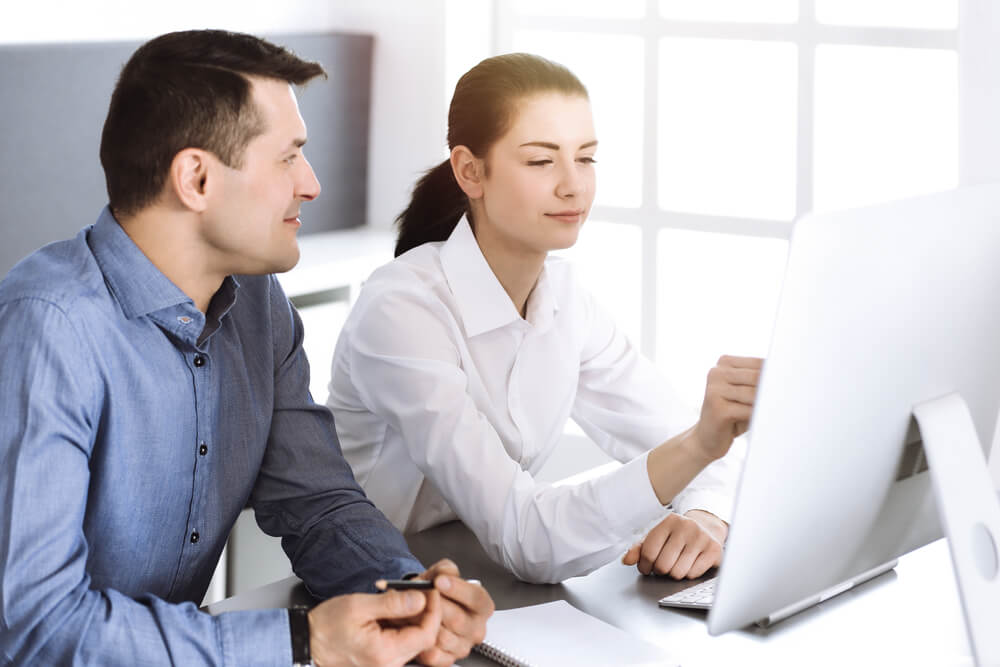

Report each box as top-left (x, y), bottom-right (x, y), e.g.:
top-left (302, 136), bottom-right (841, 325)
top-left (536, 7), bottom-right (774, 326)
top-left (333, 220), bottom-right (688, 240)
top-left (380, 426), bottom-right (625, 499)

top-left (168, 148), bottom-right (213, 213)
top-left (450, 145), bottom-right (484, 200)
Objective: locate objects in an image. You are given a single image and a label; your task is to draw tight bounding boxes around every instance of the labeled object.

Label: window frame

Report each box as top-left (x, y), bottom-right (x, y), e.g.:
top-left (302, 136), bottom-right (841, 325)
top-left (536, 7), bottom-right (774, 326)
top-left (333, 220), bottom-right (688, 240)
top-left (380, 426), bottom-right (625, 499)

top-left (493, 0), bottom-right (959, 359)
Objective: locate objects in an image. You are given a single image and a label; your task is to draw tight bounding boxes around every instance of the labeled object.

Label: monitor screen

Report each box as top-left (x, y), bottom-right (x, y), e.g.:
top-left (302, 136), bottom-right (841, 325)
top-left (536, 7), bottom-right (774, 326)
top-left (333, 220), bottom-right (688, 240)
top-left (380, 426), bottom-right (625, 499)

top-left (709, 184), bottom-right (1000, 635)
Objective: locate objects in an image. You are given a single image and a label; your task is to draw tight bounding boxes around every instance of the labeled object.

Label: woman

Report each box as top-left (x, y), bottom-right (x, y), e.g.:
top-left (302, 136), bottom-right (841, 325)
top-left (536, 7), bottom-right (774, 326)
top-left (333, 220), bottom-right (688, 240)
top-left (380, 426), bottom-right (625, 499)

top-left (327, 53), bottom-right (761, 584)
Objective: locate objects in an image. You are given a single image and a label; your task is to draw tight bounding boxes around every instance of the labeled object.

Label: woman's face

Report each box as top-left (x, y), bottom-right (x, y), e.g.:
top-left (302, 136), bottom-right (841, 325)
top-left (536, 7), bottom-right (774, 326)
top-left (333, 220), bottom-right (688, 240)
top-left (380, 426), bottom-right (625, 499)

top-left (473, 92), bottom-right (597, 259)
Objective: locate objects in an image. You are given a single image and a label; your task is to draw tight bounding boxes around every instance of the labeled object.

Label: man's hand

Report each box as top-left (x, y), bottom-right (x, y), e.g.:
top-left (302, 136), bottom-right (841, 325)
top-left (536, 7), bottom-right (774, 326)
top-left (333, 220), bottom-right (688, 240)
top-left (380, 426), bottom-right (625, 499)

top-left (621, 510), bottom-right (728, 579)
top-left (308, 589), bottom-right (441, 667)
top-left (416, 559), bottom-right (495, 667)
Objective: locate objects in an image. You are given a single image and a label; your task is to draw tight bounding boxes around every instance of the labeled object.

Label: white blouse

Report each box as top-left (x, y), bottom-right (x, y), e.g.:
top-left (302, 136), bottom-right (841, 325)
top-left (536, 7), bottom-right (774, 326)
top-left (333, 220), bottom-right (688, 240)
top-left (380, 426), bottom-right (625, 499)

top-left (327, 217), bottom-right (740, 583)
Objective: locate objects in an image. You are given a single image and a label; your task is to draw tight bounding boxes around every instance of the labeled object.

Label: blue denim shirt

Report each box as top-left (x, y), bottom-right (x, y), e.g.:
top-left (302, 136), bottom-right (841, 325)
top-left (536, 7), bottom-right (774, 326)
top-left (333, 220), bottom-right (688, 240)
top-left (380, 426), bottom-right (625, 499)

top-left (0, 208), bottom-right (423, 665)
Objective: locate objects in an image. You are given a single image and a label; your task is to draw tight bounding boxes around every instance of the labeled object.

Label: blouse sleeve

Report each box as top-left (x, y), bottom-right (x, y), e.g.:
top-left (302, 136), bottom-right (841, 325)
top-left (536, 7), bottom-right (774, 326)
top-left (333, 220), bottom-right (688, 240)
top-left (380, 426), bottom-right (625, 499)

top-left (341, 284), bottom-right (667, 583)
top-left (571, 287), bottom-right (742, 524)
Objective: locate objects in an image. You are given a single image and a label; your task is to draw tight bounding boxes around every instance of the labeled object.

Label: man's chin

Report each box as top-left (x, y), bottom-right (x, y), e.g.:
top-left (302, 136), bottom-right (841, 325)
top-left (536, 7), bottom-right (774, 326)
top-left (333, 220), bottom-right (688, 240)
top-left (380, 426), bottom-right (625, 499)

top-left (271, 251), bottom-right (300, 274)
top-left (239, 248), bottom-right (301, 276)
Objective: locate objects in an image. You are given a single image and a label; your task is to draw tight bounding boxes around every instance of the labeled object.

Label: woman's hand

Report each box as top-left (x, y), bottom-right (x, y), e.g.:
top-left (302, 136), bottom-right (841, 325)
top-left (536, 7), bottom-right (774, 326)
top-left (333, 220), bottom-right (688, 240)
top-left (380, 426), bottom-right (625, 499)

top-left (622, 510), bottom-right (728, 579)
top-left (689, 355), bottom-right (762, 463)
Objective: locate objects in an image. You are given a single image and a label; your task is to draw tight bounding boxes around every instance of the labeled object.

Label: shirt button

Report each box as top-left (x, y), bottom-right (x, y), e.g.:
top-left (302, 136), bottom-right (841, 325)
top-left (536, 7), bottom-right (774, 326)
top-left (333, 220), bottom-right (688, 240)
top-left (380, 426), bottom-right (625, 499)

top-left (199, 442), bottom-right (208, 456)
top-left (190, 531), bottom-right (200, 544)
top-left (193, 355), bottom-right (206, 368)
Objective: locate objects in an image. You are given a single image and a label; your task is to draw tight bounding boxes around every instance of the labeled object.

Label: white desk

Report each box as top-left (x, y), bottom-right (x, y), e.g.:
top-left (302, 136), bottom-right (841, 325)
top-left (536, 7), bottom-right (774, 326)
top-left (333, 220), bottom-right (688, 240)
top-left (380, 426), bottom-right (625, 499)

top-left (208, 520), bottom-right (974, 666)
top-left (277, 225), bottom-right (395, 302)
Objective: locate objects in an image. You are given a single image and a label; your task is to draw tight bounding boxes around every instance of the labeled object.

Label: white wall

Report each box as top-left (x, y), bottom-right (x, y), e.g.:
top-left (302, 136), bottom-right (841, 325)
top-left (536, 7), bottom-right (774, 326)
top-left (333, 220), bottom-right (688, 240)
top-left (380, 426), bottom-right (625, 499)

top-left (959, 0), bottom-right (1000, 186)
top-left (1, 0), bottom-right (450, 229)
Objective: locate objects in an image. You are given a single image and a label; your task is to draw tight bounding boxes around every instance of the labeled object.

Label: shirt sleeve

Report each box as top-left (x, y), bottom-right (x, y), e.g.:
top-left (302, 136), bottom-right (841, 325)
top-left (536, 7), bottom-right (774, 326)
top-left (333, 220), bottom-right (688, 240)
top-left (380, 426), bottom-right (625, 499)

top-left (251, 277), bottom-right (423, 599)
top-left (341, 285), bottom-right (668, 584)
top-left (571, 288), bottom-right (742, 525)
top-left (0, 298), bottom-right (292, 666)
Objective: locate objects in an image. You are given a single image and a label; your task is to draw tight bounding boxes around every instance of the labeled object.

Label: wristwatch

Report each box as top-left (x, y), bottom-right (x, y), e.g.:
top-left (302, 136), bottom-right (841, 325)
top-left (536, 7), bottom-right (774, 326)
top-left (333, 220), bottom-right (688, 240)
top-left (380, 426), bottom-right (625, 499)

top-left (288, 605), bottom-right (313, 667)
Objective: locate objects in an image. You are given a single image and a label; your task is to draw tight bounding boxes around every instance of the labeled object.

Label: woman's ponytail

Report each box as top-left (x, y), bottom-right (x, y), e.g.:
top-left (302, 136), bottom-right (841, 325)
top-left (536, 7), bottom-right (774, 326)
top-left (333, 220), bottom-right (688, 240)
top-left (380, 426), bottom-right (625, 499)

top-left (394, 160), bottom-right (467, 257)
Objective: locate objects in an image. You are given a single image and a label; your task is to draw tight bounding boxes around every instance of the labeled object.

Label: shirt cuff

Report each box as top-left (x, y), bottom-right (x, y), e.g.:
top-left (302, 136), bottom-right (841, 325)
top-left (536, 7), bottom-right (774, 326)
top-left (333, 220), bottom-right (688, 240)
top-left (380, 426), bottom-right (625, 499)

top-left (216, 608), bottom-right (292, 666)
top-left (671, 488), bottom-right (736, 526)
top-left (593, 451), bottom-right (666, 542)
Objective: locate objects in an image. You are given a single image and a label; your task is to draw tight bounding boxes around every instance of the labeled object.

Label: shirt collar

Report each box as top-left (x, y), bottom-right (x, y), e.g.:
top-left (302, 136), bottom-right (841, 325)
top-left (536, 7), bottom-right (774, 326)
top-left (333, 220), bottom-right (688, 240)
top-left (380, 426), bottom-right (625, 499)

top-left (88, 207), bottom-right (193, 320)
top-left (439, 216), bottom-right (559, 337)
top-left (87, 207), bottom-right (240, 345)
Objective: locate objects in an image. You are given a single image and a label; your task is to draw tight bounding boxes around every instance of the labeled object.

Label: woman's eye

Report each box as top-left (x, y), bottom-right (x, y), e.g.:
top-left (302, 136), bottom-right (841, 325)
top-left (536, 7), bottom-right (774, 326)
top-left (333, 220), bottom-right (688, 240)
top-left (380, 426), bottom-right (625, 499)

top-left (526, 159), bottom-right (552, 166)
top-left (578, 157), bottom-right (597, 164)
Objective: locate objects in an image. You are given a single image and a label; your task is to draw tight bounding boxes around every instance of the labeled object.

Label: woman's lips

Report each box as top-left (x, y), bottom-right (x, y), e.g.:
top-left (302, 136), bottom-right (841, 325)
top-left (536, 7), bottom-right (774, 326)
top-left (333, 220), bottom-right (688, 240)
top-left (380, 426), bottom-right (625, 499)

top-left (546, 210), bottom-right (584, 224)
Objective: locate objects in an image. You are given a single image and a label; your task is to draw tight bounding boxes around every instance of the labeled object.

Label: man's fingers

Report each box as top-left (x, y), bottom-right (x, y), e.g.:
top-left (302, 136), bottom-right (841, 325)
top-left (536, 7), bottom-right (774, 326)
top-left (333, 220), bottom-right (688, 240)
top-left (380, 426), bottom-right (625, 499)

top-left (436, 624), bottom-right (472, 660)
top-left (434, 576), bottom-right (492, 621)
top-left (364, 590), bottom-right (427, 620)
top-left (380, 592), bottom-right (442, 667)
top-left (416, 645), bottom-right (454, 667)
top-left (424, 558), bottom-right (460, 579)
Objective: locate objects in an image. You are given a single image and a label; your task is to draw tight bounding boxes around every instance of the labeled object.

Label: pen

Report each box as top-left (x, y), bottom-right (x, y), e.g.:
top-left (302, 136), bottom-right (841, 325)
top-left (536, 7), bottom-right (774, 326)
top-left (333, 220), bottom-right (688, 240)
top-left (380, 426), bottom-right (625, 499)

top-left (376, 578), bottom-right (433, 591)
top-left (375, 578), bottom-right (482, 591)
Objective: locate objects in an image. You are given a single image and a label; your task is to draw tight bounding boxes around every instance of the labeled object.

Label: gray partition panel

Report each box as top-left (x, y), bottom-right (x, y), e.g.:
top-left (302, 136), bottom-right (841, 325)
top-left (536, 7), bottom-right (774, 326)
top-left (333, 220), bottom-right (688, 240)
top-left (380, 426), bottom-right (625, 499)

top-left (0, 32), bottom-right (373, 277)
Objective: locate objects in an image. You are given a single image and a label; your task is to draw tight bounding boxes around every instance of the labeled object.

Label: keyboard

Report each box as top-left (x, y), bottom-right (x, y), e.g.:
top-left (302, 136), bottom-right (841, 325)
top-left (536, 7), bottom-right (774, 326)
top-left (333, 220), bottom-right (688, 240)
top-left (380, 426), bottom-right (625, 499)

top-left (658, 577), bottom-right (716, 610)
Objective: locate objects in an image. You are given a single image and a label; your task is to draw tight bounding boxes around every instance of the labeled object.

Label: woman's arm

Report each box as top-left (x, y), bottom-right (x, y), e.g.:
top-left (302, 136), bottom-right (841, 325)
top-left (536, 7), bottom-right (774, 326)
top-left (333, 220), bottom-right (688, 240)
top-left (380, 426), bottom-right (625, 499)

top-left (338, 285), bottom-right (668, 584)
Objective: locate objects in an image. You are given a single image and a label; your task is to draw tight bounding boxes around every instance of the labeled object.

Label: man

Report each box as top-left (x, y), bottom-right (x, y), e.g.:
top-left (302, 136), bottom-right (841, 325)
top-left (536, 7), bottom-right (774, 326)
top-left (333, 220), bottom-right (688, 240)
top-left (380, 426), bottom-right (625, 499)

top-left (0, 30), bottom-right (492, 666)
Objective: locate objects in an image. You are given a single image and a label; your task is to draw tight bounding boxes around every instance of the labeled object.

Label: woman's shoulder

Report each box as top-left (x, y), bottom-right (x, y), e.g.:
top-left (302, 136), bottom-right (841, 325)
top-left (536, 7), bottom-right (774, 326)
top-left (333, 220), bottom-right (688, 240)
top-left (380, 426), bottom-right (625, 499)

top-left (365, 242), bottom-right (448, 291)
top-left (352, 242), bottom-right (457, 321)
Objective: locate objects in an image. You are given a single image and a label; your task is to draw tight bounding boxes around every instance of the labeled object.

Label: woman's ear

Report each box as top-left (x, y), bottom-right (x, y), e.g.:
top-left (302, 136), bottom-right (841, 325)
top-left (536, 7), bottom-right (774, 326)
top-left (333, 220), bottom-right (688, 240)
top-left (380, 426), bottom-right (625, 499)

top-left (167, 148), bottom-right (212, 213)
top-left (450, 145), bottom-right (484, 200)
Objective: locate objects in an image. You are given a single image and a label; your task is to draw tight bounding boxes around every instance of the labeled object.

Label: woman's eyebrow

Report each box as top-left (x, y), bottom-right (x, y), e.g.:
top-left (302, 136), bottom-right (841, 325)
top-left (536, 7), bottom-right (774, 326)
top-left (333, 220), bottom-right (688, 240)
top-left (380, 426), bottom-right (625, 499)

top-left (518, 140), bottom-right (599, 149)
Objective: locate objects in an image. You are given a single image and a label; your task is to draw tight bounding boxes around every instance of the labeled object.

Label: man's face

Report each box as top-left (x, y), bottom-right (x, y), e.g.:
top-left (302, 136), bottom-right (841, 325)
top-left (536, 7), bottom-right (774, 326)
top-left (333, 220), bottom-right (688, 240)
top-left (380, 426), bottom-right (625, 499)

top-left (200, 77), bottom-right (321, 276)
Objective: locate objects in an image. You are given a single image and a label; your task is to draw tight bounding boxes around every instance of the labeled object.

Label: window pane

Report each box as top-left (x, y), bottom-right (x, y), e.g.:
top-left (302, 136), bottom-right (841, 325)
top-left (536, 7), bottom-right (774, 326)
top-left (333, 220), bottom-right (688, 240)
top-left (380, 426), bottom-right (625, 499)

top-left (816, 0), bottom-right (957, 29)
top-left (512, 0), bottom-right (646, 19)
top-left (553, 221), bottom-right (643, 348)
top-left (813, 45), bottom-right (957, 213)
top-left (659, 38), bottom-right (797, 220)
top-left (512, 31), bottom-right (644, 208)
top-left (657, 229), bottom-right (787, 411)
top-left (660, 0), bottom-right (797, 23)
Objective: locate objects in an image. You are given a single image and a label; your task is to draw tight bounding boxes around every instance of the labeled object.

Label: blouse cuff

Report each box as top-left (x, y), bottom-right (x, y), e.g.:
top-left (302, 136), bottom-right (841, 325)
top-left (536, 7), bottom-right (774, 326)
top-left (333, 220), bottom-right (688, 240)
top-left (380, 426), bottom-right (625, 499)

top-left (671, 488), bottom-right (736, 526)
top-left (593, 451), bottom-right (666, 541)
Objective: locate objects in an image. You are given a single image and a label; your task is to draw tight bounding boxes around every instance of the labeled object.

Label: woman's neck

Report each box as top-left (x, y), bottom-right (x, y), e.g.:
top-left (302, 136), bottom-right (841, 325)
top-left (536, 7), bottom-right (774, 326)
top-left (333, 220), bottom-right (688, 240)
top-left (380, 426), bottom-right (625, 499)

top-left (471, 223), bottom-right (546, 319)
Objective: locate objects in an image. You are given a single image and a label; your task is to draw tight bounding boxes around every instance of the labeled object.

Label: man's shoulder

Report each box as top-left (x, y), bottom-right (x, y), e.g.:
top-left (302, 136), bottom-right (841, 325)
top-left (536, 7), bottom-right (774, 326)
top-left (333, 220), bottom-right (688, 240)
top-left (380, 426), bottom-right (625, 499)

top-left (0, 229), bottom-right (107, 315)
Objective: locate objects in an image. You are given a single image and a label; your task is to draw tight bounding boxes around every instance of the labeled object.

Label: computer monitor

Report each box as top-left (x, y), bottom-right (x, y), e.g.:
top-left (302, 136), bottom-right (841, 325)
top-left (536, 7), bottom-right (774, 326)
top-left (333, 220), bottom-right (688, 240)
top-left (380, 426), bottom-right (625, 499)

top-left (707, 184), bottom-right (1000, 663)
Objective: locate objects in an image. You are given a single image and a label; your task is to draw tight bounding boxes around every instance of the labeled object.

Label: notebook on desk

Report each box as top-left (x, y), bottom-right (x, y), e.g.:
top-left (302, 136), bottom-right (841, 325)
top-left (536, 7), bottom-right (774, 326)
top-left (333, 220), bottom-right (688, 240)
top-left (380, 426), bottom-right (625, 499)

top-left (474, 600), bottom-right (675, 666)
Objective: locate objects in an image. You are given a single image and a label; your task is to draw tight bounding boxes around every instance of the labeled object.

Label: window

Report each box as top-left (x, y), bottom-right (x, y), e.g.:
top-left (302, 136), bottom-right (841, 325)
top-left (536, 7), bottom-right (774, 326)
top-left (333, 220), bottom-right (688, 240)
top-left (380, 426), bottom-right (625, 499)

top-left (495, 0), bottom-right (958, 404)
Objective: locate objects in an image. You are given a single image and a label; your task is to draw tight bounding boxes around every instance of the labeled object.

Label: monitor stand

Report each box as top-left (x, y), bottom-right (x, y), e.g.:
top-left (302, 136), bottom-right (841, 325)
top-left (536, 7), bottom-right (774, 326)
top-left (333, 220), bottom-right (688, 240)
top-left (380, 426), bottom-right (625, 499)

top-left (913, 393), bottom-right (1000, 667)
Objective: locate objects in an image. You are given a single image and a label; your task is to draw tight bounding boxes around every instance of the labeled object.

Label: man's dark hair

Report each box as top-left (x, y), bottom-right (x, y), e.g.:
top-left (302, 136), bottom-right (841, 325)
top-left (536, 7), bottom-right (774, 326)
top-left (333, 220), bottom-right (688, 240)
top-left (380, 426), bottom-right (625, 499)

top-left (99, 29), bottom-right (326, 218)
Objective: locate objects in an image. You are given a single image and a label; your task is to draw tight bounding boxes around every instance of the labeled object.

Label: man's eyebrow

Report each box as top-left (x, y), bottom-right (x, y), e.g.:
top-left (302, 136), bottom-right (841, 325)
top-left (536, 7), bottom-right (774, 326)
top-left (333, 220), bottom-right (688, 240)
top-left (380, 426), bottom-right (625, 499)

top-left (518, 140), bottom-right (599, 150)
top-left (285, 138), bottom-right (307, 150)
